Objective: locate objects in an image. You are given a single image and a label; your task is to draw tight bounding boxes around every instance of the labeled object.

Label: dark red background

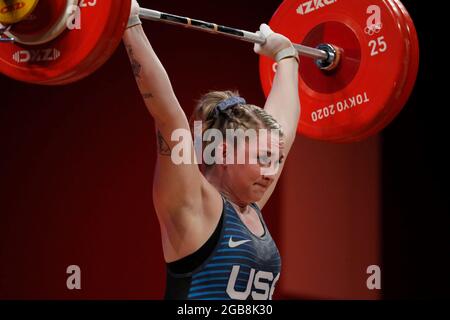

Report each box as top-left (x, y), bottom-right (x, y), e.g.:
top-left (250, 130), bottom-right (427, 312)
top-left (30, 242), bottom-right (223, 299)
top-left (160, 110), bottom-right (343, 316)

top-left (1, 0), bottom-right (448, 299)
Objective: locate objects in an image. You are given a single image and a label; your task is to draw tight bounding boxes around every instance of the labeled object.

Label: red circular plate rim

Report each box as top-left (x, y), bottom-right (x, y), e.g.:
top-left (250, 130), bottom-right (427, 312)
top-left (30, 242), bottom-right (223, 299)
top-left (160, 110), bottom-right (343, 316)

top-left (0, 0), bottom-right (131, 85)
top-left (338, 0), bottom-right (419, 142)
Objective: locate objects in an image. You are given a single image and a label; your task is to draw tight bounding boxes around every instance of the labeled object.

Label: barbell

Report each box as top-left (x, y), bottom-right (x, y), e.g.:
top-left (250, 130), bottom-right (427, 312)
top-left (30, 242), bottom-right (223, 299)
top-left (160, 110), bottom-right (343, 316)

top-left (0, 0), bottom-right (419, 142)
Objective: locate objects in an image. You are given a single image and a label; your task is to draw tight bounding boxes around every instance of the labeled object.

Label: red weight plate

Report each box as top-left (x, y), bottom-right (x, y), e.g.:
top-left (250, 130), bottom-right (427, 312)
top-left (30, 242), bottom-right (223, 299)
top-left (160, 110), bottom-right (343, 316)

top-left (0, 0), bottom-right (131, 85)
top-left (260, 0), bottom-right (410, 141)
top-left (336, 0), bottom-right (419, 143)
top-left (344, 0), bottom-right (419, 142)
top-left (339, 0), bottom-right (419, 142)
top-left (390, 0), bottom-right (419, 121)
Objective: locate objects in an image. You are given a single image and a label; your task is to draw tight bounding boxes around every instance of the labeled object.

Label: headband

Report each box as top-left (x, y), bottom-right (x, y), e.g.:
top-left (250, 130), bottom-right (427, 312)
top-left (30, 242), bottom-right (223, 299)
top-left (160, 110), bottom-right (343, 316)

top-left (215, 96), bottom-right (246, 117)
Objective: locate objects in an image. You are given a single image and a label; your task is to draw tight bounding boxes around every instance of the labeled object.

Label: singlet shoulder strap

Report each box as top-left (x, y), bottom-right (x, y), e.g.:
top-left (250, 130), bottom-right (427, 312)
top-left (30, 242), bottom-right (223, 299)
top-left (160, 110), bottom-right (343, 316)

top-left (250, 202), bottom-right (264, 221)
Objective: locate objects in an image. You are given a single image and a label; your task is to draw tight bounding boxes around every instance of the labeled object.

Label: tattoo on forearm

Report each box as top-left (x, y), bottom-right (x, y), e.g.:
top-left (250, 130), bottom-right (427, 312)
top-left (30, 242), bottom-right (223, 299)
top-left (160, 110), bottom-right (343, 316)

top-left (131, 60), bottom-right (142, 78)
top-left (125, 45), bottom-right (142, 79)
top-left (157, 130), bottom-right (171, 156)
top-left (142, 93), bottom-right (154, 99)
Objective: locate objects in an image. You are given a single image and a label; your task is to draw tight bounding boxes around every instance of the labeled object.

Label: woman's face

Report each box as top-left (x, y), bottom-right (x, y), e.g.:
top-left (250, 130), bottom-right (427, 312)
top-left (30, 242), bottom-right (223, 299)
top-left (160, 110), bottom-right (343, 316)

top-left (223, 131), bottom-right (284, 204)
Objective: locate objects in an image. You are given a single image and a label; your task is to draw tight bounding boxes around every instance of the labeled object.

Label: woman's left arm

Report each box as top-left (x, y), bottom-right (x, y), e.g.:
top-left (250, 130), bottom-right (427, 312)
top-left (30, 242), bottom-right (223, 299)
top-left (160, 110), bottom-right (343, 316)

top-left (263, 57), bottom-right (300, 152)
top-left (254, 25), bottom-right (301, 209)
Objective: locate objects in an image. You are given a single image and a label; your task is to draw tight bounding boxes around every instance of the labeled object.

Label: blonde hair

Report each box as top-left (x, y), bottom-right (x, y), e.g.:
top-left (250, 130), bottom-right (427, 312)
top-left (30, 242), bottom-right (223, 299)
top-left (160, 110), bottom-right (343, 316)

top-left (190, 90), bottom-right (283, 166)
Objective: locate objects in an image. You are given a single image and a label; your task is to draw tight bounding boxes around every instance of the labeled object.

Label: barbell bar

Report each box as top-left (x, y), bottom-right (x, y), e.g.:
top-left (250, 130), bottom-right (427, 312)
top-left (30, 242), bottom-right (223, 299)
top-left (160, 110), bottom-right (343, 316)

top-left (138, 8), bottom-right (332, 63)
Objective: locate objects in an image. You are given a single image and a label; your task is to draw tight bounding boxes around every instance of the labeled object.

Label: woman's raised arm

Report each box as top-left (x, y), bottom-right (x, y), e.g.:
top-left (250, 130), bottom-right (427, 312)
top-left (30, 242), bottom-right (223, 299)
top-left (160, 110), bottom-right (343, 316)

top-left (122, 2), bottom-right (211, 228)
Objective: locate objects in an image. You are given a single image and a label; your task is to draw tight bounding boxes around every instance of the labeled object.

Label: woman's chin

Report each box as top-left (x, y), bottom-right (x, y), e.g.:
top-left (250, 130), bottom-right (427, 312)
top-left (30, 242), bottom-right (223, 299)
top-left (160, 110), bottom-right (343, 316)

top-left (251, 187), bottom-right (266, 201)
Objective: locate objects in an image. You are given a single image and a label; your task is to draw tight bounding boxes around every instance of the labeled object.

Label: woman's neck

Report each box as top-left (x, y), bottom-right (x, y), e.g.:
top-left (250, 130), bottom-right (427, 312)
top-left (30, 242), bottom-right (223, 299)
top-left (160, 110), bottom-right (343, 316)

top-left (204, 167), bottom-right (250, 213)
top-left (219, 190), bottom-right (250, 214)
top-left (226, 197), bottom-right (250, 214)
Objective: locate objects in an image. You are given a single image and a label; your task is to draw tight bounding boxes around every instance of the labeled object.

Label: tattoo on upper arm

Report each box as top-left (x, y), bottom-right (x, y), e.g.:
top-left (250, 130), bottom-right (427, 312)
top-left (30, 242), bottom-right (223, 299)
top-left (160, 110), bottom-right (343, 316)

top-left (125, 45), bottom-right (142, 79)
top-left (157, 130), bottom-right (171, 156)
top-left (142, 93), bottom-right (154, 99)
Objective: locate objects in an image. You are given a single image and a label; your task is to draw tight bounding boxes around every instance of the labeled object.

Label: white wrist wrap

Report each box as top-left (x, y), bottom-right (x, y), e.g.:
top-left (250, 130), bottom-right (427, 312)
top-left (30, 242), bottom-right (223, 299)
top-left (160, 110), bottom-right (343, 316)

top-left (275, 46), bottom-right (299, 63)
top-left (127, 15), bottom-right (142, 29)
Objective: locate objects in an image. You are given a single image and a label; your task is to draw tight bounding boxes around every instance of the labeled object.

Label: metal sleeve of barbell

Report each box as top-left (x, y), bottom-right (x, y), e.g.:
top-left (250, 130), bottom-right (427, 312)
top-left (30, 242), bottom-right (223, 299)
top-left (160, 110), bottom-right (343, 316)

top-left (138, 8), bottom-right (329, 61)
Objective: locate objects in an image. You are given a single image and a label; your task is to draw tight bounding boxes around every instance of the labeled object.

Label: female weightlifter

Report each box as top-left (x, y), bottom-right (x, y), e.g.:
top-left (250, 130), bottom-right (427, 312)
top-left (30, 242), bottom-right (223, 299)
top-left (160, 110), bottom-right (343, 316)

top-left (123, 0), bottom-right (300, 300)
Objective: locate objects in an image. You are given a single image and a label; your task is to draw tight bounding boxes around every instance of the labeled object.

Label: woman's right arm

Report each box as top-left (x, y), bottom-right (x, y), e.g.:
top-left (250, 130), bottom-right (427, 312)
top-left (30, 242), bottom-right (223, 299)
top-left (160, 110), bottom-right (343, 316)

top-left (122, 24), bottom-right (207, 222)
top-left (123, 25), bottom-right (184, 128)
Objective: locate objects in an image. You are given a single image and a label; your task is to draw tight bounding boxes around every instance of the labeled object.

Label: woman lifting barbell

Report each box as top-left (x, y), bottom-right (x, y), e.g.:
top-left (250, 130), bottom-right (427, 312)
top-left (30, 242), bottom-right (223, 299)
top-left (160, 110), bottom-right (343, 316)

top-left (123, 0), bottom-right (300, 300)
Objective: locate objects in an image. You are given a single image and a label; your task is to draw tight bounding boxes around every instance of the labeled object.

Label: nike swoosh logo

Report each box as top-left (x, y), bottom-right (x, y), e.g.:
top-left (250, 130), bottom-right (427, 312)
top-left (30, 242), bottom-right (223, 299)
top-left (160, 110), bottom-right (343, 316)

top-left (228, 237), bottom-right (251, 248)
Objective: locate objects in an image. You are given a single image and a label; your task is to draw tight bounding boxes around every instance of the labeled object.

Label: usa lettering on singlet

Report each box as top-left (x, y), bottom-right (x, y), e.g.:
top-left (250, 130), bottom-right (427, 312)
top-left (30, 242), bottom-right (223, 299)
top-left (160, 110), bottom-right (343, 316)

top-left (165, 198), bottom-right (281, 300)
